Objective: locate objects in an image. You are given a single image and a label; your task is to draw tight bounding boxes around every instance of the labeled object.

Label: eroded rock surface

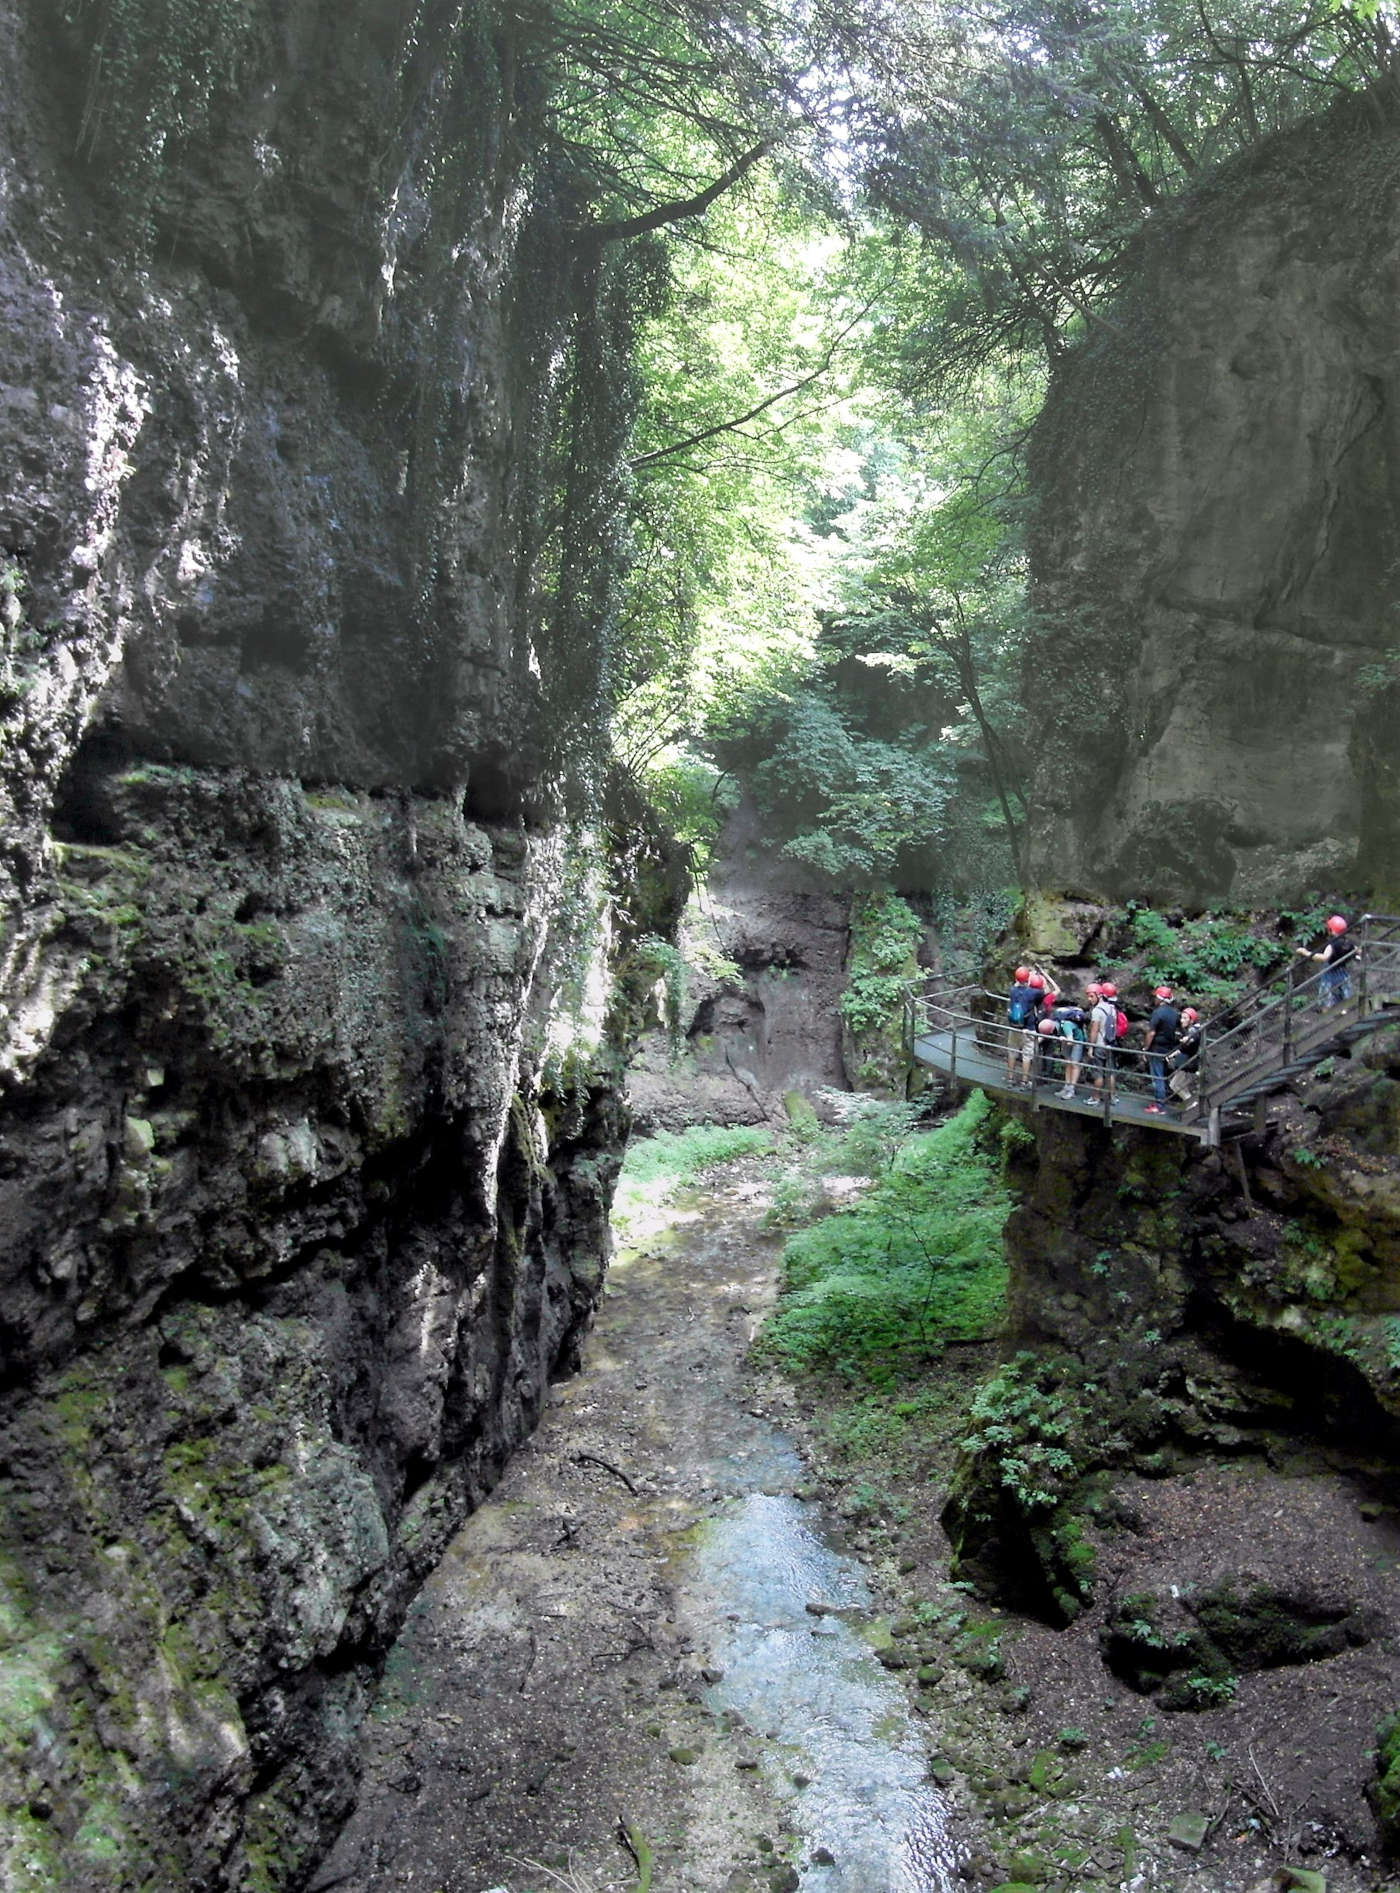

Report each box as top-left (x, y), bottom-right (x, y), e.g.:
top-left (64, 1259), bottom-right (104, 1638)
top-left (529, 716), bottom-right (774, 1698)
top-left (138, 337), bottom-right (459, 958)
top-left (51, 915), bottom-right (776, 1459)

top-left (1028, 91), bottom-right (1400, 904)
top-left (0, 2), bottom-right (672, 1886)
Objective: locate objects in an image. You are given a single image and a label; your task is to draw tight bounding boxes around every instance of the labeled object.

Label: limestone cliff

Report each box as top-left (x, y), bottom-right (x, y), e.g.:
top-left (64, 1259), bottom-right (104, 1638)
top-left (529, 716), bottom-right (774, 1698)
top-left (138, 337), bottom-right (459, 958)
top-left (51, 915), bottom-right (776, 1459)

top-left (0, 2), bottom-right (676, 1887)
top-left (1027, 88), bottom-right (1400, 906)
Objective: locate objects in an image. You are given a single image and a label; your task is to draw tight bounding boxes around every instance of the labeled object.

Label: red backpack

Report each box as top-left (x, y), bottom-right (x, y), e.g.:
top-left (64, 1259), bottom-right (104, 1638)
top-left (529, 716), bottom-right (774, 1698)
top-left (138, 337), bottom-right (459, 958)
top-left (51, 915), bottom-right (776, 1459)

top-left (1116, 1008), bottom-right (1130, 1042)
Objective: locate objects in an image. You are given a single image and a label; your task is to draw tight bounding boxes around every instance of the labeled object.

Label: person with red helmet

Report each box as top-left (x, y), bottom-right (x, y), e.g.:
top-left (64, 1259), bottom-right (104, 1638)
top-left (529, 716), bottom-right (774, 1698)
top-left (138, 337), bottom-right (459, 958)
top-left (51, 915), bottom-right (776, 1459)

top-left (1085, 980), bottom-right (1119, 1102)
top-left (1168, 1007), bottom-right (1202, 1107)
top-left (1006, 963), bottom-right (1060, 1085)
top-left (1045, 989), bottom-right (1090, 1098)
top-left (1143, 984), bottom-right (1181, 1113)
top-left (1005, 966), bottom-right (1035, 1082)
top-left (1296, 915), bottom-right (1354, 1010)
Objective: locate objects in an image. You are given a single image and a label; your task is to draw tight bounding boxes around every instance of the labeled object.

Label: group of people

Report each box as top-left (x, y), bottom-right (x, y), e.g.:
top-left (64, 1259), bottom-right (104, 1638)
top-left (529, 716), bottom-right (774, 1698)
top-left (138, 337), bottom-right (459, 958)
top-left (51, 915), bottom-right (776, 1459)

top-left (999, 916), bottom-right (1357, 1120)
top-left (1003, 967), bottom-right (1202, 1115)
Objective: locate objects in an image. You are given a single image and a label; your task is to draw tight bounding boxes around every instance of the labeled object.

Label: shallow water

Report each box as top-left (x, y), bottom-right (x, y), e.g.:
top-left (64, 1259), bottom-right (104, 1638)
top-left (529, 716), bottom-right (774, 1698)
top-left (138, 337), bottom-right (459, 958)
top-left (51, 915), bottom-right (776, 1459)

top-left (318, 1190), bottom-right (965, 1893)
top-left (678, 1482), bottom-right (961, 1892)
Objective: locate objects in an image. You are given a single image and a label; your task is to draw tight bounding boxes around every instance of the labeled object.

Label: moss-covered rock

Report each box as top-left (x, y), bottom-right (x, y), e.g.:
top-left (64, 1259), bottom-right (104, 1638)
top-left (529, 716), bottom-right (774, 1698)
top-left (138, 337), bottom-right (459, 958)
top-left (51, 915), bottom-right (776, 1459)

top-left (1369, 1711), bottom-right (1400, 1851)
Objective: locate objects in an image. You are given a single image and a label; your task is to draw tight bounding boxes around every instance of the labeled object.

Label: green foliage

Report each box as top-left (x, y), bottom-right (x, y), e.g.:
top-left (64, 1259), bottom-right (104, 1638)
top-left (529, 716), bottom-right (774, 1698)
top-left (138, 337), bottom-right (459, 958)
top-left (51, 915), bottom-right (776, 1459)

top-left (840, 893), bottom-right (923, 1035)
top-left (630, 934), bottom-right (689, 1054)
top-left (1372, 1711), bottom-right (1400, 1846)
top-left (960, 1353), bottom-right (1085, 1514)
top-left (612, 1123), bottom-right (772, 1243)
top-left (1125, 903), bottom-right (1279, 998)
top-left (746, 698), bottom-right (953, 889)
top-left (636, 752), bottom-right (740, 880)
top-left (852, 0), bottom-right (1395, 387)
top-left (1178, 1671), bottom-right (1237, 1708)
top-left (65, 0), bottom-right (256, 240)
top-left (758, 1092), bottom-right (1010, 1385)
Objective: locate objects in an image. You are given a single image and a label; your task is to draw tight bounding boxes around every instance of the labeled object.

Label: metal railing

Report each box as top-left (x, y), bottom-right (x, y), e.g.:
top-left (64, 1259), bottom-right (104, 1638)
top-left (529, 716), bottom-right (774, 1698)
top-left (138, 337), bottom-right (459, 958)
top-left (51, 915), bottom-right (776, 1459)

top-left (1193, 913), bottom-right (1400, 1114)
top-left (907, 915), bottom-right (1400, 1142)
top-left (909, 983), bottom-right (1202, 1128)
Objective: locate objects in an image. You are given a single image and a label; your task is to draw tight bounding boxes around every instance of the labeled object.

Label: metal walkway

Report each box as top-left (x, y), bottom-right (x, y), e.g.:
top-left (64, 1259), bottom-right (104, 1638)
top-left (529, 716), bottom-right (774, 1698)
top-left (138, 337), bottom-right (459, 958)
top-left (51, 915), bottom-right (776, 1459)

top-left (908, 913), bottom-right (1400, 1148)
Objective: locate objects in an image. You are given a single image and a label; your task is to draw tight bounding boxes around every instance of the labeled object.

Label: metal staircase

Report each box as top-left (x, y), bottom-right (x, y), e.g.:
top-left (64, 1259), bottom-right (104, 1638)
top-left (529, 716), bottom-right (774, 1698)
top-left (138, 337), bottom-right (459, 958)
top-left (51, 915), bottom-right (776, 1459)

top-left (908, 914), bottom-right (1400, 1148)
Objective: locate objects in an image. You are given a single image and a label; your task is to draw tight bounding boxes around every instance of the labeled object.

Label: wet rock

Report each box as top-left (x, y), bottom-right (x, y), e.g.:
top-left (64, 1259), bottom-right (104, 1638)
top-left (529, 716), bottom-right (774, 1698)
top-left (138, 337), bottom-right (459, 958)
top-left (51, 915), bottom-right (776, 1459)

top-left (668, 1746), bottom-right (701, 1766)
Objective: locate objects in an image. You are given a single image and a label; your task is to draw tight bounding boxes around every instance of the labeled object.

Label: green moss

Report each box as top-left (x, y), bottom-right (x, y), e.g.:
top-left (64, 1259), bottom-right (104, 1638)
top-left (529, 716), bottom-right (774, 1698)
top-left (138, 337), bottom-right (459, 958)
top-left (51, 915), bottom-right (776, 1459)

top-left (0, 1631), bottom-right (65, 1750)
top-left (1370, 1712), bottom-right (1400, 1846)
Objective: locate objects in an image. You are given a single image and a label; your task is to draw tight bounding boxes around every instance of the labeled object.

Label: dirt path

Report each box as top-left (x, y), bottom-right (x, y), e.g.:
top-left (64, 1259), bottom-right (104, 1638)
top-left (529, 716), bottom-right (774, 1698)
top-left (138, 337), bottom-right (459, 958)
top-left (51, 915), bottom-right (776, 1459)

top-left (313, 1165), bottom-right (954, 1893)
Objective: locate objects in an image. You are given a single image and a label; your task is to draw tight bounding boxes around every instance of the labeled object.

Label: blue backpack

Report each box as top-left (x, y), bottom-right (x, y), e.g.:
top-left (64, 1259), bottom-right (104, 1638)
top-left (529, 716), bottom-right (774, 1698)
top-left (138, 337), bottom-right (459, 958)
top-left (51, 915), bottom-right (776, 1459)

top-left (1007, 984), bottom-right (1037, 1025)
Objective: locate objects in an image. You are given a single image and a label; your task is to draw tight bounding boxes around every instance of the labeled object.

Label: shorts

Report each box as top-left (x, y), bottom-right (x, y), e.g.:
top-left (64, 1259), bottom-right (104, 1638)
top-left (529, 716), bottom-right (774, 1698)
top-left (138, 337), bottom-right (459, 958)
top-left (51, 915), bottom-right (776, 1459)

top-left (1089, 1044), bottom-right (1114, 1069)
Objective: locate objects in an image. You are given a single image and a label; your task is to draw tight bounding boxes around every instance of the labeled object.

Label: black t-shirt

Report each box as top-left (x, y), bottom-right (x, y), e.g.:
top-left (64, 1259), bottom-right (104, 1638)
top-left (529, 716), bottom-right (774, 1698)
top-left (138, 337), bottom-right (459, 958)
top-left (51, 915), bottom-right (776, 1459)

top-left (1147, 1003), bottom-right (1180, 1048)
top-left (1323, 933), bottom-right (1355, 966)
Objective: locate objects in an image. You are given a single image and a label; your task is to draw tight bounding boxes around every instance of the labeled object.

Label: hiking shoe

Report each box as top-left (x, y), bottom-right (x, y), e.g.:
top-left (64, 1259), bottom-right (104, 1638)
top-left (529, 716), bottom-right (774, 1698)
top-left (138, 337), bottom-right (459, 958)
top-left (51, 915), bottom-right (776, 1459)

top-left (1145, 1103), bottom-right (1163, 1114)
top-left (1057, 1085), bottom-right (1075, 1099)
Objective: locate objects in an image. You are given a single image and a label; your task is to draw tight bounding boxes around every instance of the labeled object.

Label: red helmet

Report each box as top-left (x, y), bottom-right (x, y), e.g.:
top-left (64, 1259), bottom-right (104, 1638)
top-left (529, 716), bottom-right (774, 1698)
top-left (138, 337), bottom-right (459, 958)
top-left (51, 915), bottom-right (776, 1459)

top-left (1014, 965), bottom-right (1030, 983)
top-left (1041, 994), bottom-right (1056, 1008)
top-left (1099, 983), bottom-right (1117, 999)
top-left (1182, 1007), bottom-right (1199, 1023)
top-left (1154, 986), bottom-right (1173, 1000)
top-left (1028, 972), bottom-right (1046, 989)
top-left (1085, 982), bottom-right (1101, 997)
top-left (1037, 1018), bottom-right (1057, 1034)
top-left (1326, 915), bottom-right (1348, 935)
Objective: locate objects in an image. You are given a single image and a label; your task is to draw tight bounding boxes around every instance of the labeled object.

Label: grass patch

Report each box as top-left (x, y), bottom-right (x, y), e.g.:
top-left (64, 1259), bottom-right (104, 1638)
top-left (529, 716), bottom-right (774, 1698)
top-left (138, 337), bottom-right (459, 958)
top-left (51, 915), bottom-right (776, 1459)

top-left (613, 1123), bottom-right (773, 1242)
top-left (757, 1092), bottom-right (1010, 1388)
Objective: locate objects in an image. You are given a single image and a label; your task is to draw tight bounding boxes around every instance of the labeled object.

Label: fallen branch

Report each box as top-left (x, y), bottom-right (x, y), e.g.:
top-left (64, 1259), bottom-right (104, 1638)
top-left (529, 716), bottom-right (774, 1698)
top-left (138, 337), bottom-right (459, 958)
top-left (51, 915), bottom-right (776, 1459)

top-left (575, 1450), bottom-right (638, 1495)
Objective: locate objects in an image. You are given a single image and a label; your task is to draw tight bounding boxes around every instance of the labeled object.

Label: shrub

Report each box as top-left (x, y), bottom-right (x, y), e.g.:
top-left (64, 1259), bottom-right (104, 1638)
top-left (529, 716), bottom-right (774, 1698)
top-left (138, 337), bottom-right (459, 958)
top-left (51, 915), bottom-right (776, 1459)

top-left (757, 1092), bottom-right (1010, 1384)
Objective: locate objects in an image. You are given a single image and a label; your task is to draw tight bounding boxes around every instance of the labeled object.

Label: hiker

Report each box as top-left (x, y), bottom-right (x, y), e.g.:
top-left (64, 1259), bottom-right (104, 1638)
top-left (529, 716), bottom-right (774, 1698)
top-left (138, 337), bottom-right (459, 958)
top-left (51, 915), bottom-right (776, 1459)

top-left (1143, 985), bottom-right (1181, 1114)
top-left (1007, 965), bottom-right (1059, 1085)
top-left (1168, 1007), bottom-right (1202, 1106)
top-left (1034, 1016), bottom-right (1060, 1087)
top-left (1085, 982), bottom-right (1119, 1101)
top-left (1005, 966), bottom-right (1037, 1082)
top-left (1296, 915), bottom-right (1354, 1010)
top-left (1047, 994), bottom-right (1089, 1099)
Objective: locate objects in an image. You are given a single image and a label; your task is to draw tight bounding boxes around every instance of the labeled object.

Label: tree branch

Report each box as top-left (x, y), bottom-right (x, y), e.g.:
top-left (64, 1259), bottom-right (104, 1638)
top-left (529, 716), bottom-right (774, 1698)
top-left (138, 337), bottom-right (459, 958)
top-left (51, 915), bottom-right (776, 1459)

top-left (630, 292), bottom-right (881, 470)
top-left (586, 139), bottom-right (775, 243)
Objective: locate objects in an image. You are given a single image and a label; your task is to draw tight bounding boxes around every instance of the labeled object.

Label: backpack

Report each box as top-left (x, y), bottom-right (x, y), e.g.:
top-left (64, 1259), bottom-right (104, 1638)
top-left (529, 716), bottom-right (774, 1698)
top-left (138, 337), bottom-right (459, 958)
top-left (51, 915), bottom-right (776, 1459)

top-left (1116, 1009), bottom-right (1129, 1043)
top-left (1096, 1000), bottom-right (1117, 1045)
top-left (1007, 985), bottom-right (1036, 1025)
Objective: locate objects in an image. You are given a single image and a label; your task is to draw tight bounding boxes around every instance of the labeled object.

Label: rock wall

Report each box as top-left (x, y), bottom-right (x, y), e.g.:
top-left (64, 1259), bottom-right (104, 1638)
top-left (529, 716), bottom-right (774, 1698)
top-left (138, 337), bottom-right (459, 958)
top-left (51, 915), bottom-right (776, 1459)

top-left (1027, 88), bottom-right (1400, 906)
top-left (0, 3), bottom-right (675, 1886)
top-left (627, 798), bottom-right (851, 1131)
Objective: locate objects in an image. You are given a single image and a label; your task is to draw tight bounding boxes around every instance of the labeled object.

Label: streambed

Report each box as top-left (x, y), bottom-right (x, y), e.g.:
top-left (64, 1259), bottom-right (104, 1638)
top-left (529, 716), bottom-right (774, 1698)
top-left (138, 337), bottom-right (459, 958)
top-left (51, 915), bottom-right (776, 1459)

top-left (314, 1164), bottom-right (959, 1893)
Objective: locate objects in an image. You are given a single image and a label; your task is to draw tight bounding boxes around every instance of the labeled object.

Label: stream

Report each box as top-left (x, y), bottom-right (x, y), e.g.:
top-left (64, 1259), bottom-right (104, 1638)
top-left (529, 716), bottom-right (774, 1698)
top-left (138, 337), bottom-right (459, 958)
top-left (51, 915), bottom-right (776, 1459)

top-left (315, 1165), bottom-right (960, 1893)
